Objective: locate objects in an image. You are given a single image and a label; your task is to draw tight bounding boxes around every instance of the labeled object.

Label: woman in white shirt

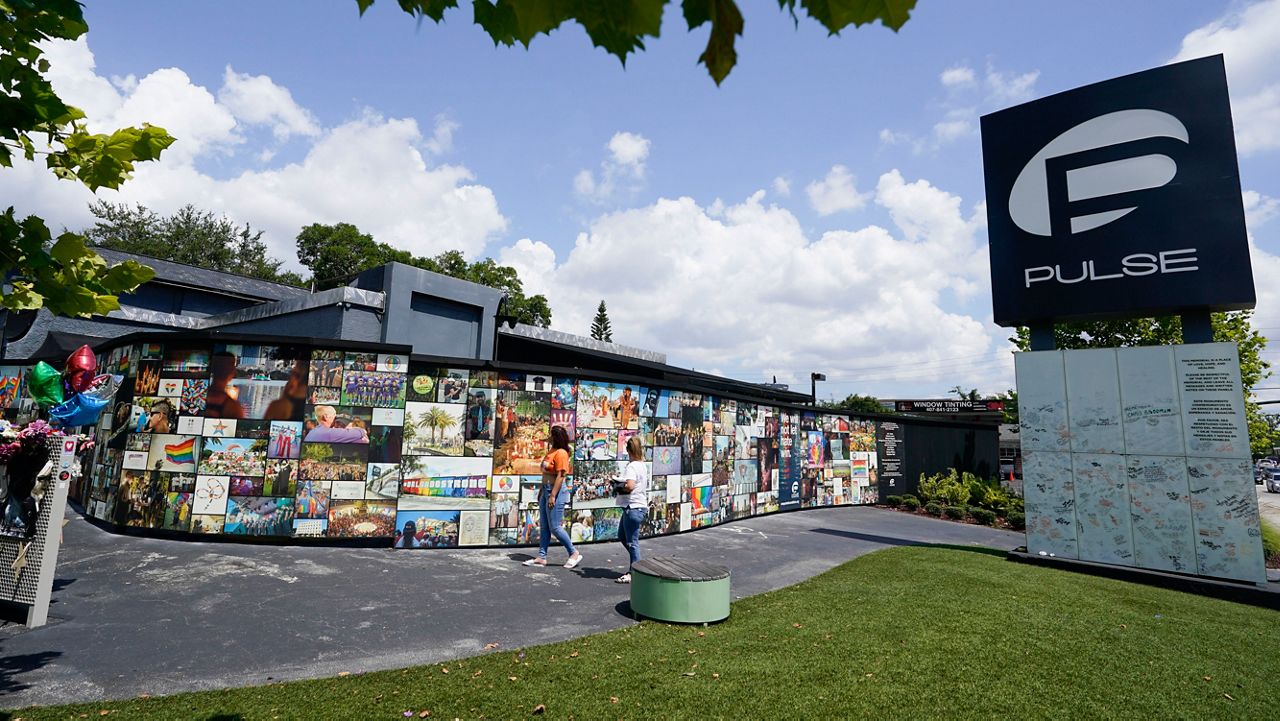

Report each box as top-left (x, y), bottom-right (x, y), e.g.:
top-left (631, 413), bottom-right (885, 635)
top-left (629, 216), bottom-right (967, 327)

top-left (615, 435), bottom-right (650, 584)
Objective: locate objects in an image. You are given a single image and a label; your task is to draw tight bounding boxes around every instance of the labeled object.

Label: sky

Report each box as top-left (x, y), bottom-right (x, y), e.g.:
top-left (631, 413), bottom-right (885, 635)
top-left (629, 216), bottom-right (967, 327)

top-left (7, 0), bottom-right (1280, 403)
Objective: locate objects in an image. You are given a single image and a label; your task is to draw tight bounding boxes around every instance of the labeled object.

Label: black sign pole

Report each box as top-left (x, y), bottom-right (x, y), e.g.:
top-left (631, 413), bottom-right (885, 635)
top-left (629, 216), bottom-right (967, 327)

top-left (1028, 323), bottom-right (1055, 351)
top-left (1181, 310), bottom-right (1213, 344)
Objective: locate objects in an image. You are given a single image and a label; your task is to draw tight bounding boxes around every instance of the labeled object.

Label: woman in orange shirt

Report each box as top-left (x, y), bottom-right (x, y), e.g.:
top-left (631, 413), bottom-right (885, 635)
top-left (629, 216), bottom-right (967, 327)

top-left (524, 424), bottom-right (582, 568)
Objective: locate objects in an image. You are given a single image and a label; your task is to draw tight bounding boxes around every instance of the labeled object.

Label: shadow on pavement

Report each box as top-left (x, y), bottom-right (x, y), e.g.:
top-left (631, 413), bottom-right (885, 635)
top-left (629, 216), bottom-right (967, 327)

top-left (0, 648), bottom-right (61, 695)
top-left (808, 528), bottom-right (925, 546)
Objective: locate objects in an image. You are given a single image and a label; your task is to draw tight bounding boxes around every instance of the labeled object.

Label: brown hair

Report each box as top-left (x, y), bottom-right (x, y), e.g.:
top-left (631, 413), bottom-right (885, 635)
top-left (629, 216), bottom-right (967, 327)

top-left (550, 424), bottom-right (570, 451)
top-left (626, 434), bottom-right (644, 460)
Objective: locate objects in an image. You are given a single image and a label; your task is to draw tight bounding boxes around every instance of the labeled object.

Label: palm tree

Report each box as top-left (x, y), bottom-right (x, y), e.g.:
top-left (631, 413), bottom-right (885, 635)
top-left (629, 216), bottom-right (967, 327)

top-left (424, 407), bottom-right (458, 445)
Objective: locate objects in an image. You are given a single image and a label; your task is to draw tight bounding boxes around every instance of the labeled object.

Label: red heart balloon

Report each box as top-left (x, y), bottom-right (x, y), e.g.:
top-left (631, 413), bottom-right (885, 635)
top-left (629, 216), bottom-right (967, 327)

top-left (65, 344), bottom-right (98, 392)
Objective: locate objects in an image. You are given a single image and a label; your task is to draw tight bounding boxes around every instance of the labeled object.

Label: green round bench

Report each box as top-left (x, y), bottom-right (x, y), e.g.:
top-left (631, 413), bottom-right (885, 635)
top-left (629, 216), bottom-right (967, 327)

top-left (629, 557), bottom-right (730, 624)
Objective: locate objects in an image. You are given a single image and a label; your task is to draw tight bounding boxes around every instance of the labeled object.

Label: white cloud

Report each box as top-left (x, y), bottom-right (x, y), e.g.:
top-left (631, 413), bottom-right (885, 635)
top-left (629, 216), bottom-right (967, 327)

top-left (573, 131), bottom-right (651, 204)
top-left (6, 38), bottom-right (508, 268)
top-left (805, 165), bottom-right (869, 216)
top-left (984, 67), bottom-right (1040, 105)
top-left (501, 170), bottom-right (1004, 396)
top-left (424, 114), bottom-right (460, 156)
top-left (940, 65), bottom-right (975, 88)
top-left (1244, 190), bottom-right (1280, 228)
top-left (1172, 0), bottom-right (1280, 155)
top-left (880, 61), bottom-right (1036, 154)
top-left (772, 176), bottom-right (791, 197)
top-left (218, 66), bottom-right (320, 141)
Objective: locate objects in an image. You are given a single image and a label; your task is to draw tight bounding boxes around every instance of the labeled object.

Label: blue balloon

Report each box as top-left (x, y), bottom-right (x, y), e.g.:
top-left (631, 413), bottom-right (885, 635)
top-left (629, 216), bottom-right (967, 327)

top-left (48, 393), bottom-right (110, 427)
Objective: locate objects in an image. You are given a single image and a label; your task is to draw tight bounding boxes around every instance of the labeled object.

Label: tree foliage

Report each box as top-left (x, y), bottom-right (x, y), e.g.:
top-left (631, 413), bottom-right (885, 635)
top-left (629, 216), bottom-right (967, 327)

top-left (84, 202), bottom-right (305, 287)
top-left (295, 222), bottom-right (552, 327)
top-left (821, 393), bottom-right (887, 415)
top-left (1012, 312), bottom-right (1275, 457)
top-left (0, 0), bottom-right (175, 317)
top-left (361, 0), bottom-right (919, 85)
top-left (590, 300), bottom-right (614, 342)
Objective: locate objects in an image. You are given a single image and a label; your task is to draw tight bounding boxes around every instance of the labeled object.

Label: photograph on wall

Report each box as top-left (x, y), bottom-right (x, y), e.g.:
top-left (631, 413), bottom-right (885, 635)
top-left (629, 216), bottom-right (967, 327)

top-left (191, 515), bottom-right (225, 534)
top-left (303, 404), bottom-right (372, 444)
top-left (712, 435), bottom-right (733, 483)
top-left (573, 460), bottom-right (622, 509)
top-left (163, 346), bottom-right (209, 376)
top-left (593, 507), bottom-right (622, 541)
top-left (180, 378), bottom-right (208, 417)
top-left (193, 475), bottom-right (230, 515)
top-left (376, 353), bottom-right (407, 373)
top-left (330, 480), bottom-right (367, 499)
top-left (463, 389), bottom-right (496, 455)
top-left (115, 470), bottom-right (166, 528)
top-left (470, 371), bottom-right (498, 389)
top-left (491, 474), bottom-right (519, 495)
top-left (570, 509), bottom-right (594, 543)
top-left (526, 374), bottom-right (552, 393)
top-left (368, 425), bottom-right (402, 464)
top-left (144, 433), bottom-right (199, 473)
top-left (576, 429), bottom-right (618, 461)
top-left (406, 367), bottom-right (437, 402)
top-left (131, 396), bottom-right (176, 434)
top-left (491, 491), bottom-right (520, 528)
top-left (299, 442), bottom-right (368, 481)
top-left (643, 492), bottom-right (667, 537)
top-left (399, 474), bottom-right (490, 510)
top-left (135, 360), bottom-right (161, 395)
top-left (268, 421), bottom-right (303, 459)
top-left (160, 492), bottom-right (193, 531)
top-left (493, 390), bottom-right (551, 474)
top-left (167, 472), bottom-right (196, 493)
top-left (395, 510), bottom-right (460, 548)
top-left (551, 378), bottom-right (577, 410)
top-left (849, 420), bottom-right (877, 452)
top-left (206, 346), bottom-right (309, 421)
top-left (402, 401), bottom-right (465, 456)
top-left (437, 369), bottom-right (469, 403)
top-left (264, 458), bottom-right (299, 497)
top-left (365, 462), bottom-right (400, 499)
top-left (341, 370), bottom-right (407, 408)
top-left (309, 353), bottom-right (344, 388)
top-left (757, 437), bottom-right (778, 493)
top-left (679, 403), bottom-right (704, 475)
top-left (198, 437), bottom-right (265, 477)
top-left (577, 381), bottom-right (642, 430)
top-left (310, 387), bottom-right (341, 404)
top-left (225, 496), bottom-right (294, 536)
top-left (458, 510), bottom-right (489, 546)
top-left (229, 475), bottom-right (265, 496)
top-left (733, 459), bottom-right (759, 495)
top-left (489, 527), bottom-right (519, 545)
top-left (295, 480), bottom-right (331, 519)
top-left (550, 408), bottom-right (576, 437)
top-left (344, 352), bottom-right (379, 372)
top-left (372, 407), bottom-right (404, 426)
top-left (328, 499), bottom-right (396, 537)
top-left (293, 518), bottom-right (328, 537)
top-left (202, 417), bottom-right (237, 438)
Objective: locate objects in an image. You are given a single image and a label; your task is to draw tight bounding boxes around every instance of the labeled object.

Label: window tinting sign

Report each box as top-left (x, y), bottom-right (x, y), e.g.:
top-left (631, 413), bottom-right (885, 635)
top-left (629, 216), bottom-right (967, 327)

top-left (981, 55), bottom-right (1254, 327)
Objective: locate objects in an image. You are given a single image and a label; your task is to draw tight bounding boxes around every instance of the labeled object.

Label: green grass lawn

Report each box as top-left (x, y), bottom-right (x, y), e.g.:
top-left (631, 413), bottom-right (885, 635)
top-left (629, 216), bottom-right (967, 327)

top-left (11, 545), bottom-right (1280, 720)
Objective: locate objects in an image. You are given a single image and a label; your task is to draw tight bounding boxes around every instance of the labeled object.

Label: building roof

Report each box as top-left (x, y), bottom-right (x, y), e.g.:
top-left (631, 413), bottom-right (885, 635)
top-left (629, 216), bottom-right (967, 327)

top-left (94, 248), bottom-right (309, 303)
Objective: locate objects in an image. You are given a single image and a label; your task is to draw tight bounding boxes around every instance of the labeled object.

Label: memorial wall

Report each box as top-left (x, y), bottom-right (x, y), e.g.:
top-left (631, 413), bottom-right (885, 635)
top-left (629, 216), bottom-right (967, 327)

top-left (82, 337), bottom-right (887, 548)
top-left (1016, 343), bottom-right (1266, 584)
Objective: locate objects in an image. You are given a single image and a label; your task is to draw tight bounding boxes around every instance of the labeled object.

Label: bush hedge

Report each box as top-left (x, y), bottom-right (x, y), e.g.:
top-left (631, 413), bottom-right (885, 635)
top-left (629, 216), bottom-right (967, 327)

top-left (971, 508), bottom-right (997, 526)
top-left (925, 502), bottom-right (942, 517)
top-left (901, 496), bottom-right (920, 512)
top-left (943, 505), bottom-right (966, 521)
top-left (1007, 511), bottom-right (1025, 530)
top-left (884, 495), bottom-right (902, 508)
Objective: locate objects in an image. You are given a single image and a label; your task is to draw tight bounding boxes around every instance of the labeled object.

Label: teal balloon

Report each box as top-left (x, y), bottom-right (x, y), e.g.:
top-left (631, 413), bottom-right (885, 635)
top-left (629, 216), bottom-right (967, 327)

top-left (26, 361), bottom-right (65, 407)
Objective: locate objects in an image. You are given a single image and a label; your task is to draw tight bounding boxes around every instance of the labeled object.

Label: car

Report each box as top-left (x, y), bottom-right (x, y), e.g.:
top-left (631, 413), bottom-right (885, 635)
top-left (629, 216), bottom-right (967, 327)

top-left (1268, 469), bottom-right (1280, 494)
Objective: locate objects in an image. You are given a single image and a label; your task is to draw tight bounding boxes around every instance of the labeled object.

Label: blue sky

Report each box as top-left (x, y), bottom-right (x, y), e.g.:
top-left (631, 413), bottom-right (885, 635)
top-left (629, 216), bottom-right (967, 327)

top-left (9, 1), bottom-right (1280, 401)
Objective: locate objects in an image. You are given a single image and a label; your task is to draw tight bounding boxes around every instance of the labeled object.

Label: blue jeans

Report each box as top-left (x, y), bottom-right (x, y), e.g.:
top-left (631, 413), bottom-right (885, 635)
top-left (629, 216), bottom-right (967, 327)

top-left (538, 485), bottom-right (575, 558)
top-left (619, 507), bottom-right (645, 567)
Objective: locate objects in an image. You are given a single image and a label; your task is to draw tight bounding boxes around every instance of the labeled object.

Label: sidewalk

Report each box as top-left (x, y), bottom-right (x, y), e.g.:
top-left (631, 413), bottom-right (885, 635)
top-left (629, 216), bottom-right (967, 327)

top-left (0, 505), bottom-right (1022, 709)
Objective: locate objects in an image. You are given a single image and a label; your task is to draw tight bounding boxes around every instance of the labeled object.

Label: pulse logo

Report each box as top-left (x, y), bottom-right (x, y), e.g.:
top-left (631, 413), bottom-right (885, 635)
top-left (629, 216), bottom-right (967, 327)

top-left (1013, 109), bottom-right (1200, 289)
top-left (982, 55), bottom-right (1253, 327)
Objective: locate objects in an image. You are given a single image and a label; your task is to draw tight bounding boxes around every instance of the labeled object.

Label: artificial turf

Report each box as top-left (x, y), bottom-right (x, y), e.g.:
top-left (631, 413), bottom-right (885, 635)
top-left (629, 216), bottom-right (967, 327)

top-left (10, 545), bottom-right (1279, 719)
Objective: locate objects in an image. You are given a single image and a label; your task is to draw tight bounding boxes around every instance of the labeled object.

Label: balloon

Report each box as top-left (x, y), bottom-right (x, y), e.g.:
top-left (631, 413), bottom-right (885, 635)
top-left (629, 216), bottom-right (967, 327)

top-left (26, 362), bottom-right (65, 407)
top-left (48, 393), bottom-right (110, 427)
top-left (64, 345), bottom-right (98, 393)
top-left (82, 374), bottom-right (123, 401)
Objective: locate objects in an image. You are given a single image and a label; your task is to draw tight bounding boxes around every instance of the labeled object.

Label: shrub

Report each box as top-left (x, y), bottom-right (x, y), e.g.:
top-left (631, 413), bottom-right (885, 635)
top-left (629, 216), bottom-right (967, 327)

top-left (901, 496), bottom-right (920, 512)
top-left (1007, 511), bottom-right (1026, 530)
top-left (925, 502), bottom-right (943, 517)
top-left (1263, 518), bottom-right (1280, 567)
top-left (902, 493), bottom-right (919, 504)
top-left (884, 495), bottom-right (902, 508)
top-left (943, 505), bottom-right (966, 521)
top-left (919, 468), bottom-right (970, 507)
top-left (971, 508), bottom-right (997, 526)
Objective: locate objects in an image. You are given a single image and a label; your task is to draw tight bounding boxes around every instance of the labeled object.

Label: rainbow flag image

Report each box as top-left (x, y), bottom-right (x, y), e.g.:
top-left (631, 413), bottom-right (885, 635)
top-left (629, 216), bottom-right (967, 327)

top-left (165, 438), bottom-right (197, 466)
top-left (850, 456), bottom-right (869, 480)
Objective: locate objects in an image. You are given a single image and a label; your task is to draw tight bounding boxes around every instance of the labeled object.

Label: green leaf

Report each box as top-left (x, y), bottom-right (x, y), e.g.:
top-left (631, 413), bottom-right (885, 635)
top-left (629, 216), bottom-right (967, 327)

top-left (0, 281), bottom-right (44, 311)
top-left (684, 0), bottom-right (743, 84)
top-left (792, 0), bottom-right (917, 34)
top-left (131, 125), bottom-right (176, 161)
top-left (49, 232), bottom-right (94, 264)
top-left (356, 0), bottom-right (377, 14)
top-left (100, 259), bottom-right (158, 292)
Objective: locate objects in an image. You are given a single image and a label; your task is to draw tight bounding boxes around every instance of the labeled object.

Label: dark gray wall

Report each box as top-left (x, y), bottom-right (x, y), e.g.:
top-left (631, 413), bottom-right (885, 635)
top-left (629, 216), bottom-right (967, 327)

top-left (896, 421), bottom-right (999, 497)
top-left (359, 263), bottom-right (503, 359)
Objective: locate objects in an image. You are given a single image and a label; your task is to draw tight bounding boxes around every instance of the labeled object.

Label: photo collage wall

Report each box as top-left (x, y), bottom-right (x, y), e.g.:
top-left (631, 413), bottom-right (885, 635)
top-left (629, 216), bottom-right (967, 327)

top-left (84, 341), bottom-right (881, 548)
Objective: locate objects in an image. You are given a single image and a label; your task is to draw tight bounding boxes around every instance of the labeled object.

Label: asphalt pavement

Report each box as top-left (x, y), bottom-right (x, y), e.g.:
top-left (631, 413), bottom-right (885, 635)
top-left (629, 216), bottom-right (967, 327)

top-left (0, 505), bottom-right (1022, 710)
